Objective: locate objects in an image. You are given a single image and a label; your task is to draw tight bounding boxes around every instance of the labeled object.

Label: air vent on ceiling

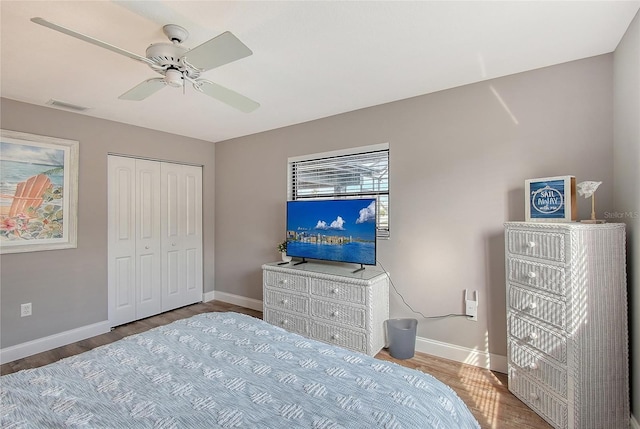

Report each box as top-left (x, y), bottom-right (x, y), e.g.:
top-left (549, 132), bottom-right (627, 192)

top-left (45, 99), bottom-right (91, 112)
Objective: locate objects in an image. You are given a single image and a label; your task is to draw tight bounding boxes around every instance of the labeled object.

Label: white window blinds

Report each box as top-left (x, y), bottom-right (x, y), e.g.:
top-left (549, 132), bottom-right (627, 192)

top-left (289, 147), bottom-right (389, 236)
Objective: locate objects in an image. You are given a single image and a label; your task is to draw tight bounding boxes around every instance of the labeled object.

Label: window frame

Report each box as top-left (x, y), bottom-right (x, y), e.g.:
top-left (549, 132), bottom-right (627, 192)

top-left (287, 143), bottom-right (390, 238)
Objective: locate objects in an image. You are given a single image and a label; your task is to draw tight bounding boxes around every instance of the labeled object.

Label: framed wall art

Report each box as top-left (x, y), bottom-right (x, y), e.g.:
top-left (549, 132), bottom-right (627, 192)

top-left (0, 129), bottom-right (79, 254)
top-left (525, 175), bottom-right (577, 222)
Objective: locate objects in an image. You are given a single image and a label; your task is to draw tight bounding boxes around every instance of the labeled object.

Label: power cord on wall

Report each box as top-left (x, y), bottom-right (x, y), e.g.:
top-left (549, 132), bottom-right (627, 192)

top-left (376, 260), bottom-right (467, 320)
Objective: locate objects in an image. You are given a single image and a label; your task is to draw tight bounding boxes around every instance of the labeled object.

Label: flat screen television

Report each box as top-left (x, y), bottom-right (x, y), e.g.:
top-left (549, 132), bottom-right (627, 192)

top-left (286, 198), bottom-right (377, 267)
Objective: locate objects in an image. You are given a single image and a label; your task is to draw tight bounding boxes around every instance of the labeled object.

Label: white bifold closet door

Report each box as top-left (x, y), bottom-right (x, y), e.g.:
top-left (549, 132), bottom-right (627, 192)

top-left (108, 155), bottom-right (202, 327)
top-left (160, 161), bottom-right (203, 311)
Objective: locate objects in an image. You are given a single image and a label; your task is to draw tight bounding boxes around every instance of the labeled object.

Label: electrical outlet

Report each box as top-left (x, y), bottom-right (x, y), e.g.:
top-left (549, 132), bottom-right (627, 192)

top-left (21, 303), bottom-right (32, 317)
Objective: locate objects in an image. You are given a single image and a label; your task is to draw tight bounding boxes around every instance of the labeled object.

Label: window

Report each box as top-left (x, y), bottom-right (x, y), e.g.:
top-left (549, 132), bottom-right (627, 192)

top-left (288, 144), bottom-right (389, 237)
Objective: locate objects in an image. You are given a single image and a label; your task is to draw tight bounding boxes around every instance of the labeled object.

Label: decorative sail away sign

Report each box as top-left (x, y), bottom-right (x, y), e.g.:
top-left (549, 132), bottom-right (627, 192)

top-left (525, 175), bottom-right (577, 222)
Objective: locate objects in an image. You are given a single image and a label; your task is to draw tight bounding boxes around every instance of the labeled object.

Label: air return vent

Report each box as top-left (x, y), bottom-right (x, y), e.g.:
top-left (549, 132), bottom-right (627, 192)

top-left (45, 99), bottom-right (91, 112)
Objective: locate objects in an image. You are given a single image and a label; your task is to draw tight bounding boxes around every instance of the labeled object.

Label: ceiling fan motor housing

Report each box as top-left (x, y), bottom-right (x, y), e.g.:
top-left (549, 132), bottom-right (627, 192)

top-left (146, 43), bottom-right (200, 81)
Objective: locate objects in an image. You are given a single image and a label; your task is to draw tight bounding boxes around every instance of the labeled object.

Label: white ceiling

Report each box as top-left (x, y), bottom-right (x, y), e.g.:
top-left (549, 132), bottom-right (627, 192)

top-left (1, 1), bottom-right (638, 143)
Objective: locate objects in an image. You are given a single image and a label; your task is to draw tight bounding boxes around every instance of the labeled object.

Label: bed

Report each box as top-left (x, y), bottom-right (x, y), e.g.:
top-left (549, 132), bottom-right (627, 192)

top-left (1, 312), bottom-right (480, 428)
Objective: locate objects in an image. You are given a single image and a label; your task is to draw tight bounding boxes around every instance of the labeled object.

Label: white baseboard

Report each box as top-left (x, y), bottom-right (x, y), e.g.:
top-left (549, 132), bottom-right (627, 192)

top-left (0, 321), bottom-right (111, 365)
top-left (415, 336), bottom-right (508, 374)
top-left (630, 414), bottom-right (639, 429)
top-left (206, 290), bottom-right (263, 312)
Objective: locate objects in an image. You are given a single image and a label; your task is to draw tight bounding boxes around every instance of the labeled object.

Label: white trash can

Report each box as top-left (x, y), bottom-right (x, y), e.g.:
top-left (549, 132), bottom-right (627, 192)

top-left (386, 318), bottom-right (418, 359)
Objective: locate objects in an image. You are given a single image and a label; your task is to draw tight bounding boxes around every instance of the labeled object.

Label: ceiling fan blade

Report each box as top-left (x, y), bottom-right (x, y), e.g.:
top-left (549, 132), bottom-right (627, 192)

top-left (31, 17), bottom-right (155, 66)
top-left (119, 78), bottom-right (166, 101)
top-left (184, 31), bottom-right (252, 71)
top-left (196, 80), bottom-right (259, 113)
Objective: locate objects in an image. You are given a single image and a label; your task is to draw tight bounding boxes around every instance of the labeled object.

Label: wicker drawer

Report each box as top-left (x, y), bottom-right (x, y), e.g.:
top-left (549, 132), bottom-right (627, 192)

top-left (509, 368), bottom-right (568, 429)
top-left (264, 309), bottom-right (309, 336)
top-left (311, 299), bottom-right (366, 329)
top-left (509, 342), bottom-right (567, 397)
top-left (311, 279), bottom-right (366, 304)
top-left (507, 230), bottom-right (566, 263)
top-left (264, 271), bottom-right (309, 294)
top-left (310, 320), bottom-right (367, 353)
top-left (264, 289), bottom-right (309, 315)
top-left (508, 314), bottom-right (566, 363)
top-left (508, 285), bottom-right (566, 330)
top-left (507, 258), bottom-right (566, 297)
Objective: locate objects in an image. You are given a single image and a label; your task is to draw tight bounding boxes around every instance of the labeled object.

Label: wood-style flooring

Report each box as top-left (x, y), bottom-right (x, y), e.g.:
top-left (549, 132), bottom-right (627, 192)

top-left (1, 300), bottom-right (551, 429)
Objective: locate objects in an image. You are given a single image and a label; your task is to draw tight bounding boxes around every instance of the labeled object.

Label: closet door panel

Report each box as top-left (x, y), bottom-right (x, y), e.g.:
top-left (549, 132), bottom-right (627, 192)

top-left (108, 156), bottom-right (136, 326)
top-left (135, 160), bottom-right (162, 319)
top-left (183, 165), bottom-right (203, 305)
top-left (161, 162), bottom-right (186, 311)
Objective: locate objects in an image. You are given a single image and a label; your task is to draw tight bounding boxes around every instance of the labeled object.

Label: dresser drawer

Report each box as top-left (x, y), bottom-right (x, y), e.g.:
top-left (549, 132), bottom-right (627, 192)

top-left (264, 272), bottom-right (309, 294)
top-left (508, 286), bottom-right (566, 330)
top-left (310, 321), bottom-right (367, 353)
top-left (507, 230), bottom-right (566, 263)
top-left (311, 279), bottom-right (366, 304)
top-left (311, 299), bottom-right (366, 328)
top-left (264, 289), bottom-right (309, 315)
top-left (509, 368), bottom-right (568, 429)
top-left (508, 314), bottom-right (566, 363)
top-left (509, 342), bottom-right (567, 397)
top-left (507, 258), bottom-right (566, 296)
top-left (264, 309), bottom-right (309, 336)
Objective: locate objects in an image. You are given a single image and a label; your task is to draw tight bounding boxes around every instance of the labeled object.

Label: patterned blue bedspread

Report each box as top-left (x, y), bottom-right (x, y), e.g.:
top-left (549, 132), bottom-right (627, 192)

top-left (1, 312), bottom-right (480, 428)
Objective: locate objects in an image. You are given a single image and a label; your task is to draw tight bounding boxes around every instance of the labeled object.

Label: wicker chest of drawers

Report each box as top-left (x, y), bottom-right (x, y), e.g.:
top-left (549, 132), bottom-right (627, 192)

top-left (504, 222), bottom-right (629, 429)
top-left (262, 262), bottom-right (389, 356)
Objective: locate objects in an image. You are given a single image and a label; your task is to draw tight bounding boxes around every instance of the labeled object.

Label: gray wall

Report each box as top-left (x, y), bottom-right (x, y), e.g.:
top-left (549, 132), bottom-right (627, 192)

top-left (0, 99), bottom-right (215, 348)
top-left (613, 10), bottom-right (640, 423)
top-left (215, 54), bottom-right (614, 359)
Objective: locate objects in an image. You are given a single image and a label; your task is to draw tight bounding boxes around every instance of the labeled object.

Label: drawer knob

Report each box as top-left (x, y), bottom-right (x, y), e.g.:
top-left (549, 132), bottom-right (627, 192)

top-left (280, 279), bottom-right (288, 284)
top-left (529, 392), bottom-right (539, 401)
top-left (527, 272), bottom-right (537, 279)
top-left (281, 299), bottom-right (289, 305)
top-left (281, 319), bottom-right (288, 325)
top-left (332, 288), bottom-right (340, 294)
top-left (526, 302), bottom-right (537, 311)
top-left (527, 332), bottom-right (539, 341)
top-left (331, 334), bottom-right (339, 340)
top-left (331, 311), bottom-right (339, 317)
top-left (526, 241), bottom-right (536, 249)
top-left (528, 362), bottom-right (539, 370)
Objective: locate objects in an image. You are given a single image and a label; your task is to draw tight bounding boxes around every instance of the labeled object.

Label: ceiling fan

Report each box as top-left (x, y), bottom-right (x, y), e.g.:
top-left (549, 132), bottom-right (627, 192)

top-left (30, 17), bottom-right (259, 113)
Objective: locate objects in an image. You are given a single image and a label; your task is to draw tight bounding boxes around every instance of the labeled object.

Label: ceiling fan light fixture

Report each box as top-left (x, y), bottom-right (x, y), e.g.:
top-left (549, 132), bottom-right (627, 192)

top-left (164, 69), bottom-right (183, 87)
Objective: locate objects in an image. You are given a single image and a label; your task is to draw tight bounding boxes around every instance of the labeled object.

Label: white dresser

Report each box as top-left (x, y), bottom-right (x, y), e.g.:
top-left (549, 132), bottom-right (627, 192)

top-left (262, 262), bottom-right (389, 356)
top-left (504, 222), bottom-right (629, 429)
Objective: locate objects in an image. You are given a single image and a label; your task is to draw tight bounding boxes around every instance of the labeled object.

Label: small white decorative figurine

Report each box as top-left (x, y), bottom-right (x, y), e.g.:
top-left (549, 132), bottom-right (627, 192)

top-left (576, 181), bottom-right (602, 223)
